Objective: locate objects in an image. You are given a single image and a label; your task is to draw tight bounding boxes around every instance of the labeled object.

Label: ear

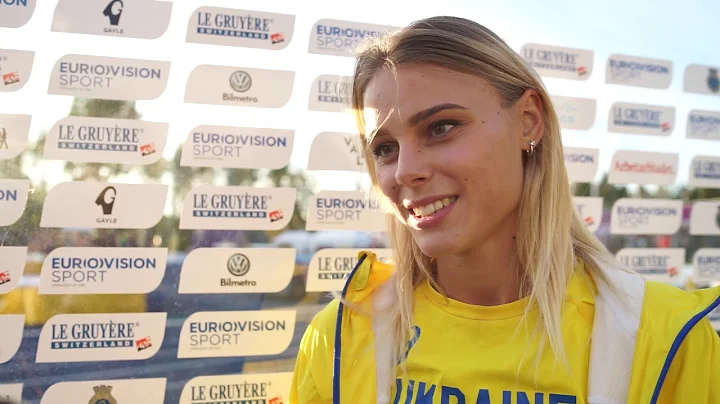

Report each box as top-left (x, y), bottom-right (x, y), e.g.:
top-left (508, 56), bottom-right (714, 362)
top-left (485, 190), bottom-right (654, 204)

top-left (515, 89), bottom-right (545, 152)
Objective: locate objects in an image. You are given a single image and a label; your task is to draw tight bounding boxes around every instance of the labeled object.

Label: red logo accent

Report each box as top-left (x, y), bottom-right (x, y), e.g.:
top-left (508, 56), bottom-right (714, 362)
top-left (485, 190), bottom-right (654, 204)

top-left (136, 336), bottom-right (152, 351)
top-left (269, 209), bottom-right (284, 222)
top-left (271, 33), bottom-right (285, 44)
top-left (269, 397), bottom-right (284, 404)
top-left (661, 122), bottom-right (671, 132)
top-left (2, 72), bottom-right (20, 85)
top-left (140, 143), bottom-right (156, 156)
top-left (584, 216), bottom-right (594, 226)
top-left (0, 271), bottom-right (11, 285)
top-left (577, 66), bottom-right (588, 76)
top-left (668, 267), bottom-right (678, 277)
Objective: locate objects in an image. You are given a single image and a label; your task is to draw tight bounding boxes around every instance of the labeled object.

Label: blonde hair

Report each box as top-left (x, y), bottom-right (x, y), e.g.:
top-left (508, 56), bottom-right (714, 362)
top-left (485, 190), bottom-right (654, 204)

top-left (350, 16), bottom-right (623, 380)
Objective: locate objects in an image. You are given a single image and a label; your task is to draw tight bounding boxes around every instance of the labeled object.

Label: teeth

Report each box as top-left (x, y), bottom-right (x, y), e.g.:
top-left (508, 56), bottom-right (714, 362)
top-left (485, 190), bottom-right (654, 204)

top-left (411, 197), bottom-right (456, 218)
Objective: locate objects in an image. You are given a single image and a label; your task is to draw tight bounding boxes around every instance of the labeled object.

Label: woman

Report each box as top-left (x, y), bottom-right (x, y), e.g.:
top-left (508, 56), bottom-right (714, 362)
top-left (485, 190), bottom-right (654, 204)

top-left (291, 16), bottom-right (720, 404)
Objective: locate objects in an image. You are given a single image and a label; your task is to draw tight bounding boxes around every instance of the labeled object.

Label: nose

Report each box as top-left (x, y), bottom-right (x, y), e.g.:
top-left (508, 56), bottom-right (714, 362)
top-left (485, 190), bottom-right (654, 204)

top-left (394, 143), bottom-right (432, 187)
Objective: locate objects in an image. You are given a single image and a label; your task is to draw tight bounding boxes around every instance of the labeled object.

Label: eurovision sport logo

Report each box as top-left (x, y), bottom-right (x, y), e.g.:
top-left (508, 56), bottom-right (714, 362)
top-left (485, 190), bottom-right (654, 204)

top-left (0, 0), bottom-right (36, 28)
top-left (0, 48), bottom-right (35, 92)
top-left (309, 18), bottom-right (399, 57)
top-left (180, 125), bottom-right (293, 170)
top-left (0, 315), bottom-right (25, 364)
top-left (0, 246), bottom-right (28, 295)
top-left (605, 54), bottom-right (673, 89)
top-left (177, 310), bottom-right (296, 359)
top-left (45, 116), bottom-right (168, 164)
top-left (306, 248), bottom-right (393, 292)
top-left (572, 197), bottom-right (602, 233)
top-left (689, 155), bottom-right (720, 189)
top-left (0, 113), bottom-right (31, 160)
top-left (616, 248), bottom-right (685, 283)
top-left (608, 150), bottom-right (678, 186)
top-left (684, 64), bottom-right (720, 96)
top-left (186, 6), bottom-right (295, 50)
top-left (306, 190), bottom-right (385, 232)
top-left (36, 312), bottom-right (166, 363)
top-left (178, 248), bottom-right (296, 294)
top-left (180, 373), bottom-right (293, 404)
top-left (307, 132), bottom-right (366, 172)
top-left (0, 179), bottom-right (30, 227)
top-left (693, 249), bottom-right (720, 284)
top-left (39, 247), bottom-right (168, 295)
top-left (687, 109), bottom-right (720, 141)
top-left (610, 198), bottom-right (683, 235)
top-left (689, 201), bottom-right (720, 236)
top-left (48, 54), bottom-right (170, 101)
top-left (179, 185), bottom-right (296, 231)
top-left (40, 182), bottom-right (168, 229)
top-left (0, 384), bottom-right (23, 404)
top-left (550, 95), bottom-right (596, 130)
top-left (40, 378), bottom-right (167, 404)
top-left (184, 65), bottom-right (294, 108)
top-left (520, 43), bottom-right (593, 80)
top-left (51, 0), bottom-right (172, 39)
top-left (608, 102), bottom-right (675, 136)
top-left (563, 147), bottom-right (599, 183)
top-left (308, 74), bottom-right (353, 113)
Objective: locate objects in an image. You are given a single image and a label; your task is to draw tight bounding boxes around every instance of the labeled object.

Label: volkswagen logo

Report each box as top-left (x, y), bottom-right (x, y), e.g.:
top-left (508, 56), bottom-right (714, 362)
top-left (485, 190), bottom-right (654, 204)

top-left (229, 71), bottom-right (252, 93)
top-left (227, 253), bottom-right (250, 277)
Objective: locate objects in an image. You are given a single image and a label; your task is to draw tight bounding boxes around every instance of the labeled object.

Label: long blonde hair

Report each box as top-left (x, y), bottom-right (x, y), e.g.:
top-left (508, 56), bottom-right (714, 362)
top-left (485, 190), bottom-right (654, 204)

top-left (350, 16), bottom-right (623, 379)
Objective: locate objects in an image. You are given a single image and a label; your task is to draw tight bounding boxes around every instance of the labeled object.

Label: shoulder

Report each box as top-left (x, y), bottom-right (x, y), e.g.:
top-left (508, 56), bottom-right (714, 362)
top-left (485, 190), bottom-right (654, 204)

top-left (641, 282), bottom-right (720, 335)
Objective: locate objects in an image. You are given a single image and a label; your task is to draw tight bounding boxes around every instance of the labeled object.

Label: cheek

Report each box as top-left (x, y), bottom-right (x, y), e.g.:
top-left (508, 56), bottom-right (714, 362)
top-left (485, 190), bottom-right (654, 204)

top-left (375, 165), bottom-right (399, 200)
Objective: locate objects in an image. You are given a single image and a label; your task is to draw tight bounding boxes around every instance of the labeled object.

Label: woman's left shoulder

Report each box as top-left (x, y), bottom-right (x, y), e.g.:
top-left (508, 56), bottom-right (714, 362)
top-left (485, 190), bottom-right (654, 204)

top-left (641, 281), bottom-right (720, 332)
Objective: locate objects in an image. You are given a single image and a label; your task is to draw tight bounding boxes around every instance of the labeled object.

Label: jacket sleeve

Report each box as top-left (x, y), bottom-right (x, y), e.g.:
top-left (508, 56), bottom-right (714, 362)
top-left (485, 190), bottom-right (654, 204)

top-left (290, 302), bottom-right (338, 404)
top-left (658, 317), bottom-right (720, 403)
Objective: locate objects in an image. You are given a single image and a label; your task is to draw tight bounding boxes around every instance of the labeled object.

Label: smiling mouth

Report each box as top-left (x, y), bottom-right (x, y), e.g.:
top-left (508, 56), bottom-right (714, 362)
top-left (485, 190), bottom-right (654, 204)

top-left (409, 196), bottom-right (458, 218)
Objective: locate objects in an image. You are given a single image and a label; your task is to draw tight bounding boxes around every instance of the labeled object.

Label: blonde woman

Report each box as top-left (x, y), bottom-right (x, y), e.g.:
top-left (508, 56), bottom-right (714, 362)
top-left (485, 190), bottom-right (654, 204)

top-left (291, 16), bottom-right (720, 404)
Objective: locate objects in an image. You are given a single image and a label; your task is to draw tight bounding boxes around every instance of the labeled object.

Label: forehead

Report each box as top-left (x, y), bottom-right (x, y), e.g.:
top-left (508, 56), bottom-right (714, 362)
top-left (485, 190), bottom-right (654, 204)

top-left (362, 64), bottom-right (496, 127)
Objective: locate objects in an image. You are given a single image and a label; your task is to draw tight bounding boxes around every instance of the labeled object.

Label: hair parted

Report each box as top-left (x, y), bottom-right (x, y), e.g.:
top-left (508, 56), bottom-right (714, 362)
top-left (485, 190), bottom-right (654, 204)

top-left (349, 15), bottom-right (626, 382)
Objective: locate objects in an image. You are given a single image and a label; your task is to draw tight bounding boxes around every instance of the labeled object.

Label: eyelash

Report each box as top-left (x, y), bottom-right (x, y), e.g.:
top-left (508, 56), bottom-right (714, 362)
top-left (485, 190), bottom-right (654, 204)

top-left (371, 120), bottom-right (462, 159)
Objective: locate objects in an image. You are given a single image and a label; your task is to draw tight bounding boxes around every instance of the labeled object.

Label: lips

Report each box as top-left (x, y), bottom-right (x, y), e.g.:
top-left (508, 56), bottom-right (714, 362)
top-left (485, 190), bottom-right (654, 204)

top-left (406, 196), bottom-right (458, 218)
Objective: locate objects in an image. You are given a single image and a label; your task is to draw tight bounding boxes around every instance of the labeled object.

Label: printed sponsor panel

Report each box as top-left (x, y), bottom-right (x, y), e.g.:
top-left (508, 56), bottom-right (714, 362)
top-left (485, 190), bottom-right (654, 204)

top-left (186, 6), bottom-right (295, 50)
top-left (0, 246), bottom-right (28, 295)
top-left (177, 310), bottom-right (296, 358)
top-left (307, 131), bottom-right (366, 172)
top-left (0, 384), bottom-right (23, 404)
top-left (693, 248), bottom-right (720, 284)
top-left (39, 247), bottom-right (168, 295)
top-left (572, 196), bottom-right (602, 233)
top-left (40, 378), bottom-right (166, 404)
top-left (684, 64), bottom-right (720, 96)
top-left (178, 248), bottom-right (296, 294)
top-left (520, 43), bottom-right (593, 80)
top-left (306, 190), bottom-right (385, 232)
top-left (184, 65), bottom-right (294, 108)
top-left (616, 248), bottom-right (685, 284)
top-left (0, 315), bottom-right (25, 364)
top-left (689, 156), bottom-right (720, 189)
top-left (308, 74), bottom-right (353, 113)
top-left (40, 182), bottom-right (168, 229)
top-left (687, 109), bottom-right (720, 141)
top-left (179, 372), bottom-right (292, 404)
top-left (306, 248), bottom-right (392, 292)
top-left (605, 54), bottom-right (673, 89)
top-left (0, 0), bottom-right (36, 28)
top-left (550, 95), bottom-right (596, 130)
top-left (51, 0), bottom-right (172, 39)
top-left (47, 54), bottom-right (170, 101)
top-left (179, 185), bottom-right (296, 230)
top-left (0, 113), bottom-right (31, 160)
top-left (45, 116), bottom-right (168, 164)
top-left (608, 102), bottom-right (675, 136)
top-left (610, 198), bottom-right (683, 235)
top-left (689, 201), bottom-right (720, 236)
top-left (180, 125), bottom-right (293, 169)
top-left (36, 312), bottom-right (166, 363)
top-left (0, 179), bottom-right (29, 227)
top-left (563, 147), bottom-right (599, 183)
top-left (309, 18), bottom-right (400, 57)
top-left (608, 150), bottom-right (678, 186)
top-left (0, 48), bottom-right (35, 92)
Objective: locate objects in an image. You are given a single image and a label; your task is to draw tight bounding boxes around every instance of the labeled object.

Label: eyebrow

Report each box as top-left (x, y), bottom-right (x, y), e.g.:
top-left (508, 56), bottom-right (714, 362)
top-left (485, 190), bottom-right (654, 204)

top-left (408, 103), bottom-right (468, 126)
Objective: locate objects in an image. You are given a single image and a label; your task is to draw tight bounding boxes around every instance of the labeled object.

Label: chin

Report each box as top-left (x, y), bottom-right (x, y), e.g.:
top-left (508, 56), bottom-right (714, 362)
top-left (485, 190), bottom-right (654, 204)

top-left (412, 234), bottom-right (460, 259)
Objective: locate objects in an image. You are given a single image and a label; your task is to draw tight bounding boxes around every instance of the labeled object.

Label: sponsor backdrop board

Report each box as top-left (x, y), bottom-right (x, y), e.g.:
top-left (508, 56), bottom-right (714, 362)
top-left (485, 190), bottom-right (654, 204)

top-left (0, 1), bottom-right (719, 403)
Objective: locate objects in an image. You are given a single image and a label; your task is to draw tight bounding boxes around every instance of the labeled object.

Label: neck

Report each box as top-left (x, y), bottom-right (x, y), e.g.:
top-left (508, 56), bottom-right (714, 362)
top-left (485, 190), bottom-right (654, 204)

top-left (434, 219), bottom-right (523, 306)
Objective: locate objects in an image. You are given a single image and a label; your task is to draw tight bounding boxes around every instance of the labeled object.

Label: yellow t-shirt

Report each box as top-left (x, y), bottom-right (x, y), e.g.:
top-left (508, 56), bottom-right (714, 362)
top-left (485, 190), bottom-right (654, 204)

top-left (391, 272), bottom-right (596, 404)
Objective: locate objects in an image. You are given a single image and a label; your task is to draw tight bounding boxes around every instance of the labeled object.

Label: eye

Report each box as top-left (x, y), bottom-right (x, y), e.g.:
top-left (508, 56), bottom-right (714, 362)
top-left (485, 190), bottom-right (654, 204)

top-left (429, 120), bottom-right (460, 137)
top-left (372, 143), bottom-right (398, 159)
